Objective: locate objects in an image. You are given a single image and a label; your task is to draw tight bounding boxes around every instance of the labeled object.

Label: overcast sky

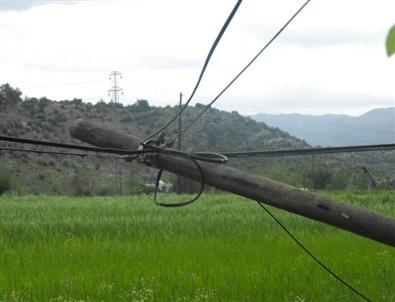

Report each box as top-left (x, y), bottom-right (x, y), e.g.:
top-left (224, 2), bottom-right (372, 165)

top-left (1, 0), bottom-right (394, 116)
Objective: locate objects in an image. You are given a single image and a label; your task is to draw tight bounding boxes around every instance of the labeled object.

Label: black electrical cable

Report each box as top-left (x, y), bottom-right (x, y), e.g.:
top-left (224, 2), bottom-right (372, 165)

top-left (0, 146), bottom-right (120, 159)
top-left (256, 201), bottom-right (373, 302)
top-left (173, 0), bottom-right (311, 141)
top-left (2, 134), bottom-right (393, 162)
top-left (141, 0), bottom-right (243, 144)
top-left (147, 145), bottom-right (228, 164)
top-left (153, 157), bottom-right (205, 207)
top-left (0, 134), bottom-right (227, 164)
top-left (221, 143), bottom-right (395, 158)
top-left (0, 134), bottom-right (150, 156)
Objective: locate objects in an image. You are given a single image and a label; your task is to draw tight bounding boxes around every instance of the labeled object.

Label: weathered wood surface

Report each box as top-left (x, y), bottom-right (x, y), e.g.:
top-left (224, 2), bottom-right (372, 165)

top-left (70, 119), bottom-right (395, 248)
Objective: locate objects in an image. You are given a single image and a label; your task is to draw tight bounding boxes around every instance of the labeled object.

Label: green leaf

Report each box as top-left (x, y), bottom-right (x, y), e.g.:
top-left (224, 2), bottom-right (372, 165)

top-left (386, 25), bottom-right (395, 57)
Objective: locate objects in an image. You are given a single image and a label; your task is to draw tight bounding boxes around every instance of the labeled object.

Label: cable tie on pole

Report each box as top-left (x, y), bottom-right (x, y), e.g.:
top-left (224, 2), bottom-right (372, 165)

top-left (137, 135), bottom-right (225, 207)
top-left (140, 133), bottom-right (229, 165)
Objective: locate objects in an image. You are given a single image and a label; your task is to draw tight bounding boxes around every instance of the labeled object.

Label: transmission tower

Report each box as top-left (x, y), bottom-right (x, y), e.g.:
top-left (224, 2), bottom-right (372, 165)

top-left (108, 71), bottom-right (123, 103)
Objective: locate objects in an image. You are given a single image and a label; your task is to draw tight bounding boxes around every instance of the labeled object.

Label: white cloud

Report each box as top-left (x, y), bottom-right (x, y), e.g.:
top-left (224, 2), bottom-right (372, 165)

top-left (0, 0), bottom-right (394, 115)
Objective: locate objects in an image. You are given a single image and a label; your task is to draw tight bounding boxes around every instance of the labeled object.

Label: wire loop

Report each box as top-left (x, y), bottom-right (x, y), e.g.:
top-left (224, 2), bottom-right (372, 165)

top-left (154, 157), bottom-right (205, 208)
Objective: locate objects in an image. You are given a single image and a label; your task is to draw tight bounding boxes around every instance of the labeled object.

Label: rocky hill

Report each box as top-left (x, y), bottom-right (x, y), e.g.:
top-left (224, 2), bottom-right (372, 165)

top-left (0, 84), bottom-right (312, 195)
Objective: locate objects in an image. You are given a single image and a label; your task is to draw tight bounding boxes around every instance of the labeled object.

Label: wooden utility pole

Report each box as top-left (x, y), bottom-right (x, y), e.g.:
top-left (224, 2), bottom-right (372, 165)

top-left (311, 154), bottom-right (315, 179)
top-left (69, 119), bottom-right (395, 248)
top-left (119, 167), bottom-right (123, 195)
top-left (178, 92), bottom-right (182, 151)
top-left (176, 92), bottom-right (182, 194)
top-left (115, 158), bottom-right (119, 195)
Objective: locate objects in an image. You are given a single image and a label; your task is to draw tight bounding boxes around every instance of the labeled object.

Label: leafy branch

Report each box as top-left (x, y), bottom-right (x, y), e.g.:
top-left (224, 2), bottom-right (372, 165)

top-left (386, 25), bottom-right (395, 57)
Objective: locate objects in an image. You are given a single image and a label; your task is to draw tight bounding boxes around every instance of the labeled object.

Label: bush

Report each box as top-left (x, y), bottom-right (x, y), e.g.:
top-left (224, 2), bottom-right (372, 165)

top-left (71, 174), bottom-right (92, 196)
top-left (130, 99), bottom-right (150, 113)
top-left (97, 186), bottom-right (114, 196)
top-left (0, 170), bottom-right (19, 195)
top-left (120, 116), bottom-right (133, 123)
top-left (304, 169), bottom-right (332, 190)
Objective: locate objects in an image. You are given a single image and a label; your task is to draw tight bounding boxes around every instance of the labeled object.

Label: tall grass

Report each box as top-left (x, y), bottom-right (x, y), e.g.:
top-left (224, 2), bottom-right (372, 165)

top-left (0, 191), bottom-right (394, 301)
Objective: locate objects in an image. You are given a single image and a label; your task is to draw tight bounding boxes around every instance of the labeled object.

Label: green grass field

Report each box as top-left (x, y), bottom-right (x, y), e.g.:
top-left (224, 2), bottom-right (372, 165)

top-left (0, 191), bottom-right (394, 302)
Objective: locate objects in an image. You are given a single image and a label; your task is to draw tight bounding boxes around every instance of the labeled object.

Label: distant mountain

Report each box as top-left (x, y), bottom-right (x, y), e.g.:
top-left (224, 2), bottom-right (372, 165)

top-left (252, 108), bottom-right (395, 146)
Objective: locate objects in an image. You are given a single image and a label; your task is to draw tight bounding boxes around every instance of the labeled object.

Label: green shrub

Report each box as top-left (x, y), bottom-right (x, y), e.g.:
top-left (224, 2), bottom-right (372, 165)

top-left (71, 174), bottom-right (92, 196)
top-left (304, 169), bottom-right (332, 190)
top-left (0, 170), bottom-right (19, 195)
top-left (97, 186), bottom-right (114, 196)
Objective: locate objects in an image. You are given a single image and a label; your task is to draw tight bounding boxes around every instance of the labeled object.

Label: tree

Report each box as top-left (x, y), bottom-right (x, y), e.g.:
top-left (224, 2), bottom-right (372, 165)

top-left (132, 99), bottom-right (150, 112)
top-left (70, 98), bottom-right (83, 108)
top-left (0, 83), bottom-right (22, 108)
top-left (38, 97), bottom-right (51, 113)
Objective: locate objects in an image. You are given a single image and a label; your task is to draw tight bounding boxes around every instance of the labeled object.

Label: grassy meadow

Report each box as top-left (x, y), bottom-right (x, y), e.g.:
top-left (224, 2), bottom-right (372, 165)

top-left (0, 191), bottom-right (394, 302)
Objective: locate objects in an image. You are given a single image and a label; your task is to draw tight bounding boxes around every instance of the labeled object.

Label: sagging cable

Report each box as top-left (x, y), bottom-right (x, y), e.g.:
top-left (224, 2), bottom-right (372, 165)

top-left (153, 157), bottom-right (205, 207)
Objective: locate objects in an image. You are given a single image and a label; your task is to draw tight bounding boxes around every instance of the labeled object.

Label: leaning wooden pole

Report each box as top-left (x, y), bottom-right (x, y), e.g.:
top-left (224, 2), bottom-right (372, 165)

top-left (70, 119), bottom-right (395, 248)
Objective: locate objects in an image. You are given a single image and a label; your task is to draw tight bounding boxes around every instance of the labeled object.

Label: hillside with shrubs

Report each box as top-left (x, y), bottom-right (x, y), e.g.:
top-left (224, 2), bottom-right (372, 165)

top-left (0, 83), bottom-right (394, 195)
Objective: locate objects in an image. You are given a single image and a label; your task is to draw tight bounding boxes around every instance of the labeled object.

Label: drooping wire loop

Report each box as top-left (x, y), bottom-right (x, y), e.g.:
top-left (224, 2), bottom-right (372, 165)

top-left (153, 157), bottom-right (205, 208)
